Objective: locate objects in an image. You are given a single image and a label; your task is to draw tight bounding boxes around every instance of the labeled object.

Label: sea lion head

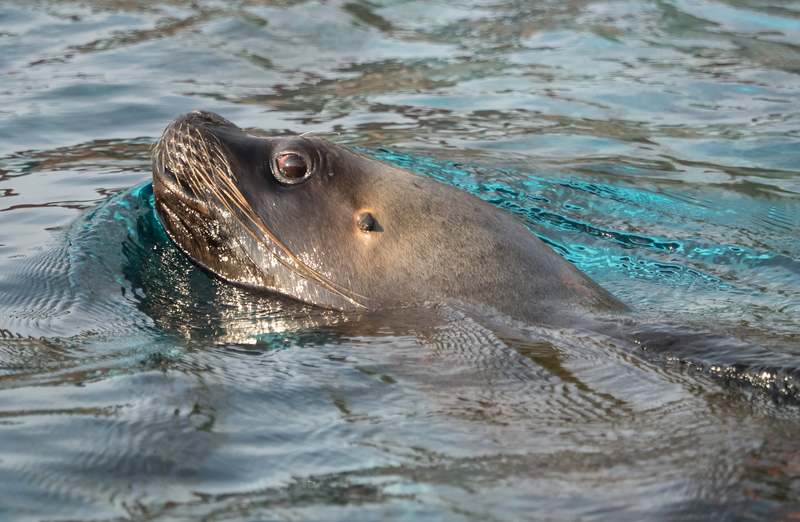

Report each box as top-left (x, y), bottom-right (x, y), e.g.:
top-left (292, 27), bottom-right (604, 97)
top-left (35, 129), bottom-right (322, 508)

top-left (152, 110), bottom-right (390, 309)
top-left (152, 110), bottom-right (626, 317)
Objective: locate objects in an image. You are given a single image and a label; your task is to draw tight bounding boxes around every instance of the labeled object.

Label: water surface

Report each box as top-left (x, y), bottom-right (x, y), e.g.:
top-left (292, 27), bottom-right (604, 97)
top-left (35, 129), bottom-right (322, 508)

top-left (1, 0), bottom-right (800, 520)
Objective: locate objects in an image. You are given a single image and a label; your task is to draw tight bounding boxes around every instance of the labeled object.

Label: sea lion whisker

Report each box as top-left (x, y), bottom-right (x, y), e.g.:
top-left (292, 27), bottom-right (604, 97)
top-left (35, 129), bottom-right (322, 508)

top-left (171, 125), bottom-right (194, 189)
top-left (188, 138), bottom-right (213, 193)
top-left (207, 132), bottom-right (237, 182)
top-left (184, 161), bottom-right (207, 200)
top-left (149, 139), bottom-right (160, 160)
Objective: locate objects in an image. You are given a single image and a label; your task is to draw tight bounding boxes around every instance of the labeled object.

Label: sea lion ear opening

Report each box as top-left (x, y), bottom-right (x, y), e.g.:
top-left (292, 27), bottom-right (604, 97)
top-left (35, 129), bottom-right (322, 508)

top-left (358, 212), bottom-right (375, 232)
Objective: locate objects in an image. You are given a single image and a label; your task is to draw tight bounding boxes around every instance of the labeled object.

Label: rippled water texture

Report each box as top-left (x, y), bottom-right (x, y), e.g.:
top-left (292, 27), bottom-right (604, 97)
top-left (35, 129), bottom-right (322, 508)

top-left (1, 0), bottom-right (800, 520)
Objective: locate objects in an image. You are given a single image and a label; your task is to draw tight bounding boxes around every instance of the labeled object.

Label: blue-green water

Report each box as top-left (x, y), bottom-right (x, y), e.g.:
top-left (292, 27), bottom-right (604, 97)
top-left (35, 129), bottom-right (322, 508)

top-left (1, 0), bottom-right (800, 520)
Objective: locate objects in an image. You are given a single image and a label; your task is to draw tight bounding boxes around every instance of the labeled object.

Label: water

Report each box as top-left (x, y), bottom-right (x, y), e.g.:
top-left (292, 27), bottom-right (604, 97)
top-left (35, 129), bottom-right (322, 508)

top-left (1, 0), bottom-right (800, 519)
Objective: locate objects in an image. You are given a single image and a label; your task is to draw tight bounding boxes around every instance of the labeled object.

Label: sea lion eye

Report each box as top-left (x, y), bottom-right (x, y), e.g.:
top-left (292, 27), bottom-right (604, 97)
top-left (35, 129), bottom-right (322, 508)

top-left (278, 154), bottom-right (308, 179)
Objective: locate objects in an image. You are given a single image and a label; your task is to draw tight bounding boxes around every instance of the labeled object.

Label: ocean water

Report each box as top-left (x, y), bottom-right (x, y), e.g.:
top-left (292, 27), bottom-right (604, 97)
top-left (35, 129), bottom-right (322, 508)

top-left (1, 0), bottom-right (799, 520)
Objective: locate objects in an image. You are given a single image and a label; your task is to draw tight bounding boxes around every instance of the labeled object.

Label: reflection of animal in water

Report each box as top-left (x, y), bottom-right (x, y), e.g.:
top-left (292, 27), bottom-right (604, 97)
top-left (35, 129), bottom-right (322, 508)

top-left (152, 110), bottom-right (627, 326)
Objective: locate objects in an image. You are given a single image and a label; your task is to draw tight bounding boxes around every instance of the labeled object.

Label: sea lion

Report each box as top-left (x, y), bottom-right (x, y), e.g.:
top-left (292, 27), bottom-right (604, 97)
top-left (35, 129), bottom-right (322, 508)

top-left (151, 110), bottom-right (627, 324)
